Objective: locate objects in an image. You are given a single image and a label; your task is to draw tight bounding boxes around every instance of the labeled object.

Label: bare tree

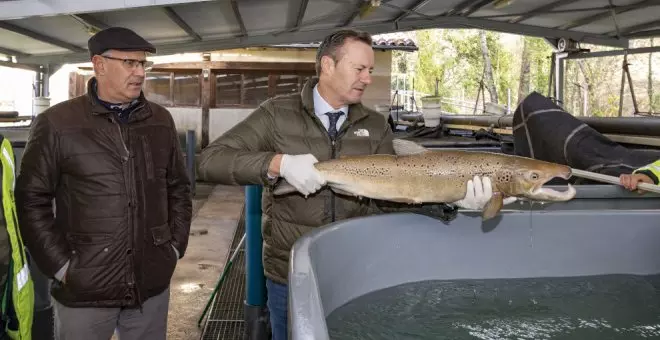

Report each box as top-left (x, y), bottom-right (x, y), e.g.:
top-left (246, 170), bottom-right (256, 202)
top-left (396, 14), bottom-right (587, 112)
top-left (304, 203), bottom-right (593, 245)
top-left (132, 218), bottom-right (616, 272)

top-left (649, 38), bottom-right (654, 112)
top-left (576, 60), bottom-right (591, 116)
top-left (517, 37), bottom-right (531, 104)
top-left (479, 30), bottom-right (498, 104)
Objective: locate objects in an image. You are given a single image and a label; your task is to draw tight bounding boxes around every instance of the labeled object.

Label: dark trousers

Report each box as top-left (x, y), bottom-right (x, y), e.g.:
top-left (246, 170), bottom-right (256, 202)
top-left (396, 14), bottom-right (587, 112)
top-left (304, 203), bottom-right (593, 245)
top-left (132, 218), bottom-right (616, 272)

top-left (266, 279), bottom-right (288, 340)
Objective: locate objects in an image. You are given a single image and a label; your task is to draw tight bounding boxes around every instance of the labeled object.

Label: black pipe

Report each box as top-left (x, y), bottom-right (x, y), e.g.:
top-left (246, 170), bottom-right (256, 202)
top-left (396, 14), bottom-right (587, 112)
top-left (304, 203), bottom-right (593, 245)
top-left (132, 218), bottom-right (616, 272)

top-left (439, 115), bottom-right (660, 137)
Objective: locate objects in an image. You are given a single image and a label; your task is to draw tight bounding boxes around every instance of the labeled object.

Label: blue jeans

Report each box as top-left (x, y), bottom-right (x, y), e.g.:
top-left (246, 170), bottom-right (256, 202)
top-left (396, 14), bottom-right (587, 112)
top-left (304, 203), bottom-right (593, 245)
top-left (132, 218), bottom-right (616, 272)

top-left (266, 278), bottom-right (288, 340)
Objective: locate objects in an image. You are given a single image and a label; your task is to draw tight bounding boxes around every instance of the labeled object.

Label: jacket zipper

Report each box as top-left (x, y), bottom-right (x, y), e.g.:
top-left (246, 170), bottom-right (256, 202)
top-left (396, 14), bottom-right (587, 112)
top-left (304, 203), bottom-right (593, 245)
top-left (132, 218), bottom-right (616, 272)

top-left (116, 124), bottom-right (130, 159)
top-left (111, 116), bottom-right (143, 308)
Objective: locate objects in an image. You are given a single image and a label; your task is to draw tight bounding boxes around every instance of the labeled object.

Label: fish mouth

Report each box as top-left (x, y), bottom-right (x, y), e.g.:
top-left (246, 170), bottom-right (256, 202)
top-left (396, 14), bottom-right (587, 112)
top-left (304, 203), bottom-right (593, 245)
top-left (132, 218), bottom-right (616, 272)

top-left (524, 166), bottom-right (575, 201)
top-left (528, 183), bottom-right (576, 201)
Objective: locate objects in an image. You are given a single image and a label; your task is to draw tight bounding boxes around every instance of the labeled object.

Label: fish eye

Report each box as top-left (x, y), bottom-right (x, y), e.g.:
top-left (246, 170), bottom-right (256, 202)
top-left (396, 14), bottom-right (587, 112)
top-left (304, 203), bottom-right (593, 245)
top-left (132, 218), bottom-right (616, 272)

top-left (530, 172), bottom-right (539, 180)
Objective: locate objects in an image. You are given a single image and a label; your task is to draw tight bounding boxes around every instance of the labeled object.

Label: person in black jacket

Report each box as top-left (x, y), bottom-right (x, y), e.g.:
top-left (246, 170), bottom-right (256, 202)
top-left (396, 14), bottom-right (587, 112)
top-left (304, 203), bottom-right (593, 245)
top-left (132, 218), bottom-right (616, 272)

top-left (15, 27), bottom-right (191, 340)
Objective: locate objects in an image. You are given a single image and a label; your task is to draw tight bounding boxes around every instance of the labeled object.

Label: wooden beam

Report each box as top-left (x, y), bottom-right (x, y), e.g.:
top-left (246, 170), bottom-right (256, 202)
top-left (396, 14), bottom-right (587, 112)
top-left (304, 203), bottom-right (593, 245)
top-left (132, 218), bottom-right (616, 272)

top-left (443, 124), bottom-right (513, 135)
top-left (445, 123), bottom-right (660, 147)
top-left (152, 61), bottom-right (316, 72)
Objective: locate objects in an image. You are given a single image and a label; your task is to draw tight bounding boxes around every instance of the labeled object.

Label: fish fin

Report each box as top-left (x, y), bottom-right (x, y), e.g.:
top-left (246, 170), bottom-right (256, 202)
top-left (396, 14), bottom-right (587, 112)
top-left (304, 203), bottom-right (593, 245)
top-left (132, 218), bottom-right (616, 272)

top-left (272, 180), bottom-right (298, 196)
top-left (392, 139), bottom-right (429, 156)
top-left (482, 193), bottom-right (504, 221)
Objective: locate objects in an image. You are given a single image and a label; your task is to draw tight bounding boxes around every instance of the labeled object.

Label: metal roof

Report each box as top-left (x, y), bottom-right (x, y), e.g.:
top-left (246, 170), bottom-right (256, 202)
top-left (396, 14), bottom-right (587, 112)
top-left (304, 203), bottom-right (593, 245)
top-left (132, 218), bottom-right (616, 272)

top-left (1, 0), bottom-right (660, 66)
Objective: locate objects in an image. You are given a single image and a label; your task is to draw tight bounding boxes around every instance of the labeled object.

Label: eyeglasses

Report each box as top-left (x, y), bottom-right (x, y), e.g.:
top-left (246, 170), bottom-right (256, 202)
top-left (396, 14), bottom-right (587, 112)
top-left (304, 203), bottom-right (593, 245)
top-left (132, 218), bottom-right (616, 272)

top-left (102, 55), bottom-right (154, 71)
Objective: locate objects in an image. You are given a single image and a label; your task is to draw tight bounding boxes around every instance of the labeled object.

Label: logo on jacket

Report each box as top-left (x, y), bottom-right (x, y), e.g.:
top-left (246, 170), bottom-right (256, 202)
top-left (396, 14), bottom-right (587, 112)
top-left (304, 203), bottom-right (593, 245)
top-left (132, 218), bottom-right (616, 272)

top-left (354, 129), bottom-right (370, 137)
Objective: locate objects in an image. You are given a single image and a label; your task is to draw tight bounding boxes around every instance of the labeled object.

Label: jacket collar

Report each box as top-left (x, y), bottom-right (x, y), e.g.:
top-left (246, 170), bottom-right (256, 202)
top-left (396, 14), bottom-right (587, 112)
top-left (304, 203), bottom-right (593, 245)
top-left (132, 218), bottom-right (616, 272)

top-left (86, 77), bottom-right (152, 123)
top-left (300, 77), bottom-right (369, 125)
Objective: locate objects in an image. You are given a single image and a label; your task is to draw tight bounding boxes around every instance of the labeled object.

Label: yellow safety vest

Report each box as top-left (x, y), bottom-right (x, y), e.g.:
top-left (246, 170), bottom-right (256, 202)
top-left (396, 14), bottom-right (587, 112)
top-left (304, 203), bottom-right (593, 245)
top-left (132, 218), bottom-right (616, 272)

top-left (634, 159), bottom-right (660, 185)
top-left (0, 136), bottom-right (34, 340)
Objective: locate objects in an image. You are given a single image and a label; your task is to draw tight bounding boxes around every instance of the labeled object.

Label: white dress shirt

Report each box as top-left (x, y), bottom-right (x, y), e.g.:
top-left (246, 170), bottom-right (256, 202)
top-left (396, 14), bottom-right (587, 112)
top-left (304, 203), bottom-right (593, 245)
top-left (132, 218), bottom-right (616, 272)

top-left (313, 84), bottom-right (348, 132)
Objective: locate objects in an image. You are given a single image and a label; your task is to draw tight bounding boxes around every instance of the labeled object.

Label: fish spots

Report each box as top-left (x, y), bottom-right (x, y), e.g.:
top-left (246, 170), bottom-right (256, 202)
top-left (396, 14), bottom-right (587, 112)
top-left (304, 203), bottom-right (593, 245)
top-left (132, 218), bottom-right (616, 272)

top-left (328, 161), bottom-right (393, 177)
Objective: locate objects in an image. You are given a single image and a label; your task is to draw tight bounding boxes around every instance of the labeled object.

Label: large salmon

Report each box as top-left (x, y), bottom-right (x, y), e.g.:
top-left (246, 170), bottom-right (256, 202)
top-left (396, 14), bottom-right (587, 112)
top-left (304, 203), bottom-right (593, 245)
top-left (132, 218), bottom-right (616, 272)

top-left (273, 139), bottom-right (576, 220)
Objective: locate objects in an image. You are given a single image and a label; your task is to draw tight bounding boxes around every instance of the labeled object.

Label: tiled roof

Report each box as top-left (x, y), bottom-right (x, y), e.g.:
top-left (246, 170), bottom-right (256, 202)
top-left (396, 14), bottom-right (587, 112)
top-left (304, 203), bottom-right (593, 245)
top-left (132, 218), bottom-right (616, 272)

top-left (372, 32), bottom-right (417, 48)
top-left (270, 32), bottom-right (418, 51)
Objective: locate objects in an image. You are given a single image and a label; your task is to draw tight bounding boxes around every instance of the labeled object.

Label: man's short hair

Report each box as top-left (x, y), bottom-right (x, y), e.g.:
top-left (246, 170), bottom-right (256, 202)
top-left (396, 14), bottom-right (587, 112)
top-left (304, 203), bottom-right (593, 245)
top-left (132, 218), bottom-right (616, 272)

top-left (315, 29), bottom-right (373, 76)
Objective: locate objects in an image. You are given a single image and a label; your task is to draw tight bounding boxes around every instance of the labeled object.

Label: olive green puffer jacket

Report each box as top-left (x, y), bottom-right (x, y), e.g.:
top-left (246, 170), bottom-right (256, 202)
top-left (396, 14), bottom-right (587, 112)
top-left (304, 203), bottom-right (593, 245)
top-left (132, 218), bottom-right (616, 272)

top-left (198, 77), bottom-right (456, 284)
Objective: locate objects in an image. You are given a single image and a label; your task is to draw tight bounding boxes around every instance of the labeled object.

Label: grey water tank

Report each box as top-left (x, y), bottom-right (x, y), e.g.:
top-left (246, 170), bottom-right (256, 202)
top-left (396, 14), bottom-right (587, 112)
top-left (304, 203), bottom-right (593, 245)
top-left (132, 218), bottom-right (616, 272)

top-left (288, 185), bottom-right (660, 340)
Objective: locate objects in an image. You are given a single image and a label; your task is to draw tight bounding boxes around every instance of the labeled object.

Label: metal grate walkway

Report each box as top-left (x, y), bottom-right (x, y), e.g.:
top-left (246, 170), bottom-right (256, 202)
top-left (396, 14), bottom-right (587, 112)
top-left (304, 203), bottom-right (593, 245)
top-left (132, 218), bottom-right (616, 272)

top-left (201, 205), bottom-right (247, 340)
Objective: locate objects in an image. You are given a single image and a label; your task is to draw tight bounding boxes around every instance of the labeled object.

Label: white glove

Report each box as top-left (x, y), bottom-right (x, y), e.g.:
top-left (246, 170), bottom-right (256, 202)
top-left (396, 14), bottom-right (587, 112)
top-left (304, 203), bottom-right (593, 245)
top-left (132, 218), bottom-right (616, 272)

top-left (453, 176), bottom-right (517, 209)
top-left (279, 154), bottom-right (326, 196)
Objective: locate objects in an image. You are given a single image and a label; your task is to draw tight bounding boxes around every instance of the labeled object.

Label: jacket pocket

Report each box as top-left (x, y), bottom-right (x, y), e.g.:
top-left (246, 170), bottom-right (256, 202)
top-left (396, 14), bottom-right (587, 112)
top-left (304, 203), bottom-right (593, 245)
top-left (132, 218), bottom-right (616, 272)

top-left (65, 232), bottom-right (117, 293)
top-left (150, 224), bottom-right (177, 264)
top-left (67, 232), bottom-right (112, 245)
top-left (66, 232), bottom-right (114, 269)
top-left (151, 224), bottom-right (172, 246)
top-left (145, 224), bottom-right (177, 288)
top-left (141, 135), bottom-right (155, 180)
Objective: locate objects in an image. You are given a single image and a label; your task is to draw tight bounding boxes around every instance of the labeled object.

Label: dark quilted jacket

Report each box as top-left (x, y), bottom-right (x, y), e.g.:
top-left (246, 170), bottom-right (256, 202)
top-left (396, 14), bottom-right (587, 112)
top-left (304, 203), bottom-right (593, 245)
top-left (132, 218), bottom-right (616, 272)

top-left (15, 78), bottom-right (192, 308)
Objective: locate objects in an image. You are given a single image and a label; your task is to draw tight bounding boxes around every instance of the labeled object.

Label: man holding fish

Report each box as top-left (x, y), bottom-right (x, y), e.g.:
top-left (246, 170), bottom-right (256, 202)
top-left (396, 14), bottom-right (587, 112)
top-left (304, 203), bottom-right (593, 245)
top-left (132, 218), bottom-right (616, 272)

top-left (198, 29), bottom-right (551, 340)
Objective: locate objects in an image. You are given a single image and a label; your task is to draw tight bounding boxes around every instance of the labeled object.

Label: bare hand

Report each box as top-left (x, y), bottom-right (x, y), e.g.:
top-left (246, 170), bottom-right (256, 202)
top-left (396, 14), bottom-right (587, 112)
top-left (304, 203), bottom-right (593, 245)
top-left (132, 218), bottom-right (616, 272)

top-left (267, 154), bottom-right (283, 177)
top-left (619, 173), bottom-right (653, 193)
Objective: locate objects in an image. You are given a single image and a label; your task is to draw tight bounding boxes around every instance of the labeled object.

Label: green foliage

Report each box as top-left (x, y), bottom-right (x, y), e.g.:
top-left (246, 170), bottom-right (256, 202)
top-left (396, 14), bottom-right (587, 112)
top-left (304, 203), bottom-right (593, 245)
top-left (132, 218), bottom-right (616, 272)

top-left (652, 93), bottom-right (660, 112)
top-left (410, 30), bottom-right (455, 99)
top-left (392, 28), bottom-right (659, 117)
top-left (525, 37), bottom-right (553, 96)
top-left (413, 29), bottom-right (519, 106)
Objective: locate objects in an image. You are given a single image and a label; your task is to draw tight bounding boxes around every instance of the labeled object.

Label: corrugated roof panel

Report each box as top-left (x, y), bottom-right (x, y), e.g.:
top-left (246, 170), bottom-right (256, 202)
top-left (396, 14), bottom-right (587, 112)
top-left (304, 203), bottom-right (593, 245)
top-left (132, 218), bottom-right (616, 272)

top-left (0, 0), bottom-right (656, 64)
top-left (90, 7), bottom-right (192, 43)
top-left (0, 28), bottom-right (70, 55)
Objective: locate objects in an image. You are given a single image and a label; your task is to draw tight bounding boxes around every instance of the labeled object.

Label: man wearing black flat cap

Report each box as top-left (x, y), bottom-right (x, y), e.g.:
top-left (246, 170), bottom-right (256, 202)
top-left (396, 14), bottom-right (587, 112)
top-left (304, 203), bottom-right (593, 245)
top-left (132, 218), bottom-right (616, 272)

top-left (16, 26), bottom-right (192, 340)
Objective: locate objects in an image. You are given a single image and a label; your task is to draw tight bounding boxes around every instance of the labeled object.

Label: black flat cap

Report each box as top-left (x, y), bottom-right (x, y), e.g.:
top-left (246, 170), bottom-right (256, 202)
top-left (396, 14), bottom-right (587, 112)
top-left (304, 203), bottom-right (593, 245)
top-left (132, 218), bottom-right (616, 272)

top-left (88, 27), bottom-right (156, 58)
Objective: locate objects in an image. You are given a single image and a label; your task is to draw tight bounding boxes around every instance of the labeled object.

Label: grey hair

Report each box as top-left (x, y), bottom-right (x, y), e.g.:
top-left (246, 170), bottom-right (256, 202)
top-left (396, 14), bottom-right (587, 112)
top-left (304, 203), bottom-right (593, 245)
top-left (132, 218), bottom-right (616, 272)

top-left (315, 29), bottom-right (373, 76)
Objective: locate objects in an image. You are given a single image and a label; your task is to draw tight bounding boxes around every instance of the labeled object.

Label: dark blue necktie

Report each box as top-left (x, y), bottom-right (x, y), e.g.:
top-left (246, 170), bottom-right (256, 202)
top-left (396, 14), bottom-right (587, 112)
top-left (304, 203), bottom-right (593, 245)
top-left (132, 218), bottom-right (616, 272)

top-left (326, 111), bottom-right (344, 140)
